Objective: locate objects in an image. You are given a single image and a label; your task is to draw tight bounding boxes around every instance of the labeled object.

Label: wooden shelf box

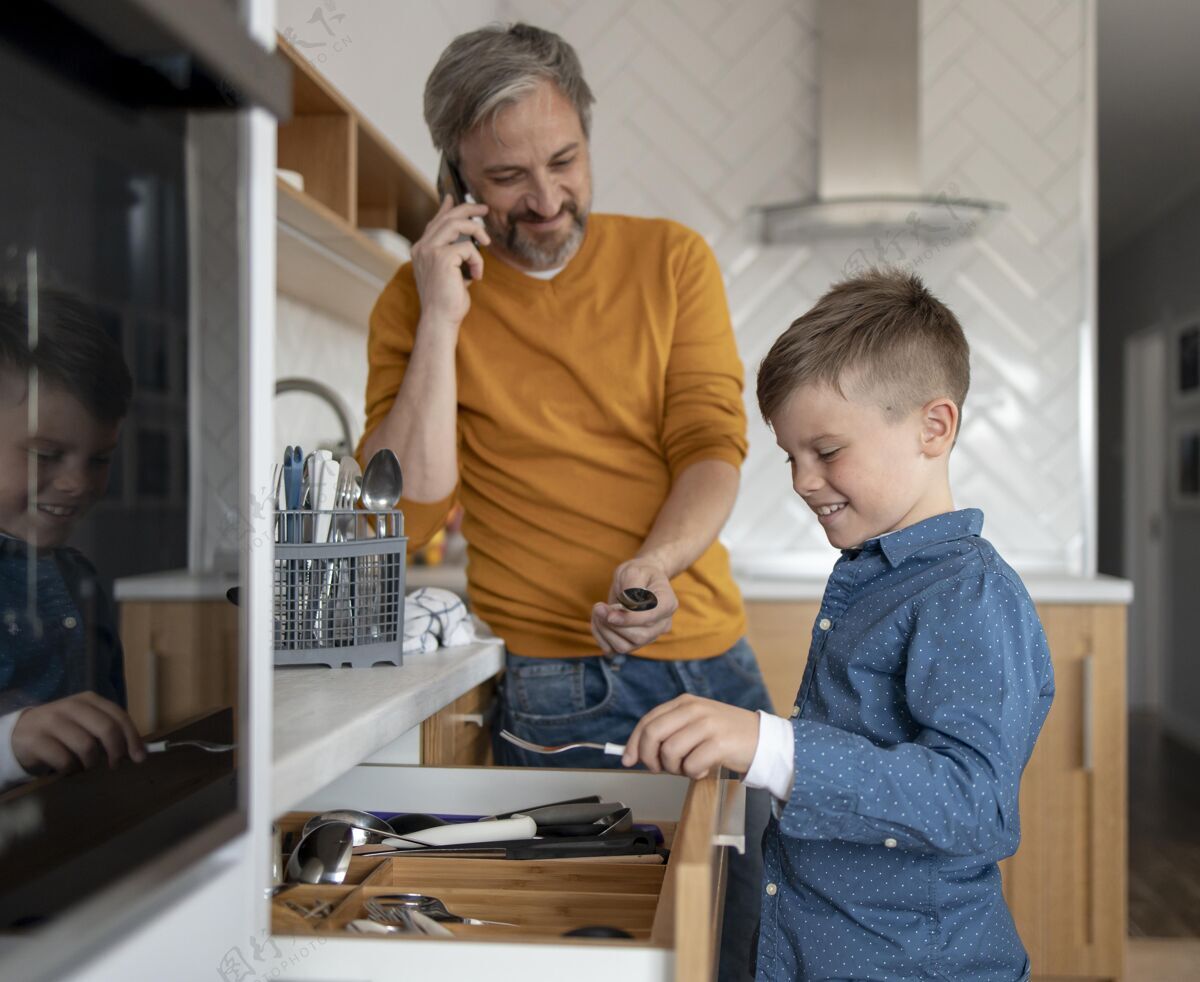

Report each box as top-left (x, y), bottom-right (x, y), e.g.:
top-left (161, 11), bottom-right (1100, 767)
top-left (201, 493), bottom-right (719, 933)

top-left (274, 37), bottom-right (439, 325)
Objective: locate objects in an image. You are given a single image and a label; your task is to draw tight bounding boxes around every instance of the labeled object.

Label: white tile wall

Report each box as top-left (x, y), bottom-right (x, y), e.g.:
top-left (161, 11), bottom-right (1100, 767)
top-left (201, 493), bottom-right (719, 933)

top-left (274, 295), bottom-right (369, 458)
top-left (913, 0), bottom-right (1093, 575)
top-left (272, 0), bottom-right (493, 465)
top-left (274, 0), bottom-right (1095, 576)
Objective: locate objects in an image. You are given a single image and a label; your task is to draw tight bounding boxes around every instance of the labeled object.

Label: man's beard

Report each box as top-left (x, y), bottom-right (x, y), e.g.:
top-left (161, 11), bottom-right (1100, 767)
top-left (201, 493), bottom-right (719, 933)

top-left (486, 198), bottom-right (589, 270)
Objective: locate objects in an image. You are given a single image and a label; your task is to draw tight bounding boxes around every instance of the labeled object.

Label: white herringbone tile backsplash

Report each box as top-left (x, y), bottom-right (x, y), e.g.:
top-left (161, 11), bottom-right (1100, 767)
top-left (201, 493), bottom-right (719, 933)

top-left (916, 0), bottom-right (1091, 575)
top-left (274, 295), bottom-right (369, 456)
top-left (278, 0), bottom-right (1094, 576)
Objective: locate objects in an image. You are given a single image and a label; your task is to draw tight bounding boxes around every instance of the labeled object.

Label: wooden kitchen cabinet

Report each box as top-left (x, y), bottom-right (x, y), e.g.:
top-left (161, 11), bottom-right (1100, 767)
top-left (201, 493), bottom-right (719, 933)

top-left (419, 676), bottom-right (497, 766)
top-left (120, 600), bottom-right (239, 735)
top-left (745, 599), bottom-right (1128, 981)
top-left (1000, 604), bottom-right (1127, 981)
top-left (744, 600), bottom-right (820, 714)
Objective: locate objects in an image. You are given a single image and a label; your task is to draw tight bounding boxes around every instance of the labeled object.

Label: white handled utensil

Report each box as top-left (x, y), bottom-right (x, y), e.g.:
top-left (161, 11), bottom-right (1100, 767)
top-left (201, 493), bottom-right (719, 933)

top-left (379, 814), bottom-right (536, 849)
top-left (499, 729), bottom-right (625, 757)
top-left (313, 450), bottom-right (339, 544)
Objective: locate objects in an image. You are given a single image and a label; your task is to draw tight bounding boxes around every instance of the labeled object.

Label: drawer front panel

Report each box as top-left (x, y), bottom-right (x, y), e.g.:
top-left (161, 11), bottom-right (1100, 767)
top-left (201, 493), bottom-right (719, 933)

top-left (268, 934), bottom-right (674, 981)
top-left (296, 764), bottom-right (690, 818)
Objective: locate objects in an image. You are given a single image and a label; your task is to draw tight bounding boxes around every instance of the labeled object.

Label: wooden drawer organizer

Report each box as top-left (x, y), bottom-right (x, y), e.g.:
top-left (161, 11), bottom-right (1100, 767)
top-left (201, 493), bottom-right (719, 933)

top-left (274, 809), bottom-right (676, 942)
top-left (274, 855), bottom-right (670, 941)
top-left (270, 772), bottom-right (737, 981)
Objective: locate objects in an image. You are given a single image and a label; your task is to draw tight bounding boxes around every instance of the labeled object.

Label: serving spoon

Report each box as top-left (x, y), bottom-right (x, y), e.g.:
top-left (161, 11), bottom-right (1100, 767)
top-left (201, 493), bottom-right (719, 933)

top-left (302, 809), bottom-right (394, 846)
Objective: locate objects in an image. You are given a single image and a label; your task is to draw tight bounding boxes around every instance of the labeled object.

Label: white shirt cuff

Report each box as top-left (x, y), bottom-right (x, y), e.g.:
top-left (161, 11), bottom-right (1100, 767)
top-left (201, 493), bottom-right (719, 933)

top-left (0, 710), bottom-right (34, 790)
top-left (742, 710), bottom-right (795, 803)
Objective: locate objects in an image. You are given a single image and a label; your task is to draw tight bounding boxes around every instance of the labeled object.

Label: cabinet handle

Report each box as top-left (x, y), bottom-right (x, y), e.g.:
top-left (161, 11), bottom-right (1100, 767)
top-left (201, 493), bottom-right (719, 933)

top-left (1081, 653), bottom-right (1094, 773)
top-left (451, 699), bottom-right (497, 730)
top-left (713, 775), bottom-right (747, 854)
top-left (145, 647), bottom-right (161, 732)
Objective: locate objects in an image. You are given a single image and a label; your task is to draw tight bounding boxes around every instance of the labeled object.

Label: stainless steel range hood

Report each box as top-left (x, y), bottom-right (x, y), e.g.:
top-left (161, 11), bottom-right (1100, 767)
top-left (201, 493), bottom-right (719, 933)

top-left (756, 0), bottom-right (1003, 244)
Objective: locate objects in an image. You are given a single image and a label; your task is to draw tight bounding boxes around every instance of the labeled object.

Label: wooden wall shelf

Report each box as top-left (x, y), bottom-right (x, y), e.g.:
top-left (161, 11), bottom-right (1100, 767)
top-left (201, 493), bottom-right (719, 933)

top-left (276, 178), bottom-right (396, 326)
top-left (274, 36), bottom-right (438, 326)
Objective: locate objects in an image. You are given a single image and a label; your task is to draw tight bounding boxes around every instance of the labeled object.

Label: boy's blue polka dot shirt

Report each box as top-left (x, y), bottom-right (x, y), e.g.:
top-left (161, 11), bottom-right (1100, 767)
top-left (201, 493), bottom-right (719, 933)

top-left (756, 509), bottom-right (1054, 981)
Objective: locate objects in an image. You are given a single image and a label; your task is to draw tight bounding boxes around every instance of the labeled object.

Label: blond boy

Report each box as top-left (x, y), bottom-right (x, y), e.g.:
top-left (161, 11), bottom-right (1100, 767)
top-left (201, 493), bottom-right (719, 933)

top-left (623, 271), bottom-right (1054, 981)
top-left (1, 292), bottom-right (145, 788)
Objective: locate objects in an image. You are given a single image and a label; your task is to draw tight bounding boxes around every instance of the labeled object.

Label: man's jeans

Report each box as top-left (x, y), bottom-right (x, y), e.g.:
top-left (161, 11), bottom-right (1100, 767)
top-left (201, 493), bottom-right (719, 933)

top-left (494, 638), bottom-right (774, 982)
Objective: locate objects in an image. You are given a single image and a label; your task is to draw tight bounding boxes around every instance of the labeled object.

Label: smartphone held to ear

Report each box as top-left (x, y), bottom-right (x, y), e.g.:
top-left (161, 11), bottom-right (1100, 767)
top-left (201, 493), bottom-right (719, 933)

top-left (437, 155), bottom-right (484, 281)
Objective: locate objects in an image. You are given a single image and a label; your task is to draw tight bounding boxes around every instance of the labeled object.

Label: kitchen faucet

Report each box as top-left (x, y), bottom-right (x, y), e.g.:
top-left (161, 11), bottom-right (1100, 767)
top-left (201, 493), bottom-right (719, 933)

top-left (274, 376), bottom-right (360, 458)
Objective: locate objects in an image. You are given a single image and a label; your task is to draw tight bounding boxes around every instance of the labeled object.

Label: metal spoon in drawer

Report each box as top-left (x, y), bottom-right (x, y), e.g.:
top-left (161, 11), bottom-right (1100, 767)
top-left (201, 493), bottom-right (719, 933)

top-left (386, 812), bottom-right (448, 835)
top-left (369, 893), bottom-right (515, 927)
top-left (302, 809), bottom-right (395, 846)
top-left (499, 729), bottom-right (626, 757)
top-left (286, 821), bottom-right (354, 884)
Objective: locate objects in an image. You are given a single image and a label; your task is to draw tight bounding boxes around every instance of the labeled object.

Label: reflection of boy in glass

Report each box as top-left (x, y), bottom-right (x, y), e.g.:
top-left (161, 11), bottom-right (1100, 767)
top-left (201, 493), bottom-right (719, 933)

top-left (0, 291), bottom-right (145, 789)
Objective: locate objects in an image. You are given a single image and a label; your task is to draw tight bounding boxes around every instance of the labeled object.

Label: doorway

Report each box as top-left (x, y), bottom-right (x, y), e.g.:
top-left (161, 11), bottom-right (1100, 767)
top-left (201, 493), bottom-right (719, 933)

top-left (1123, 328), bottom-right (1200, 955)
top-left (1123, 328), bottom-right (1166, 713)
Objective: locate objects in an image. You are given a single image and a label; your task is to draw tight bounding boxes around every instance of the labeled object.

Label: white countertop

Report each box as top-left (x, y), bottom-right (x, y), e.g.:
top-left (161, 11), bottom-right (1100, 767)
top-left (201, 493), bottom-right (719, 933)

top-left (410, 562), bottom-right (1134, 605)
top-left (736, 572), bottom-right (1133, 604)
top-left (113, 569), bottom-right (236, 602)
top-left (271, 637), bottom-right (504, 816)
top-left (404, 562), bottom-right (472, 593)
top-left (120, 563), bottom-right (1135, 606)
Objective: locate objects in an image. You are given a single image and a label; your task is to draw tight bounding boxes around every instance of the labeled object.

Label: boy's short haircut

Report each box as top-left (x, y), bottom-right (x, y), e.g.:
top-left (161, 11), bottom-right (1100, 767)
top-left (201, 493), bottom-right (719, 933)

top-left (0, 288), bottom-right (132, 422)
top-left (757, 269), bottom-right (970, 428)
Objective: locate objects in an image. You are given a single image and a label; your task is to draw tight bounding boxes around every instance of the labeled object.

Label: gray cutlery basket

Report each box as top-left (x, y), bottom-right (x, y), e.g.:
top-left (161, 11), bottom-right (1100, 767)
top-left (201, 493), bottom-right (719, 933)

top-left (272, 509), bottom-right (406, 668)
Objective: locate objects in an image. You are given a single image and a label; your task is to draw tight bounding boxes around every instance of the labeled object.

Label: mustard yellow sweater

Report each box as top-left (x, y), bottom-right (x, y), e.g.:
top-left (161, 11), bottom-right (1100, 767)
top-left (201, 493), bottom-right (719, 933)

top-left (361, 214), bottom-right (747, 660)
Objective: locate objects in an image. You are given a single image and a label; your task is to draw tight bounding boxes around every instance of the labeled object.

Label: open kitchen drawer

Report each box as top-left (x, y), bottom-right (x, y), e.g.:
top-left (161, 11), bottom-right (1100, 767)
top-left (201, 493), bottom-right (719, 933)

top-left (269, 765), bottom-right (745, 981)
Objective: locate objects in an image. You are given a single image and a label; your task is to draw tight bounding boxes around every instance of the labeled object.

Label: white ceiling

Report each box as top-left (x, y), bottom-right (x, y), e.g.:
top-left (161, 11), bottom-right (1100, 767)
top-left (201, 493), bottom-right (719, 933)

top-left (1097, 0), bottom-right (1200, 257)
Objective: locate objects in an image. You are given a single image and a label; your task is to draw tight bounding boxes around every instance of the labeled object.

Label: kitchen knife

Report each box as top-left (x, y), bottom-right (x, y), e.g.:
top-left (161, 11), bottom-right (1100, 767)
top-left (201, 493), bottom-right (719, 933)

top-left (501, 831), bottom-right (658, 860)
top-left (506, 802), bottom-right (628, 828)
top-left (358, 830), bottom-right (659, 861)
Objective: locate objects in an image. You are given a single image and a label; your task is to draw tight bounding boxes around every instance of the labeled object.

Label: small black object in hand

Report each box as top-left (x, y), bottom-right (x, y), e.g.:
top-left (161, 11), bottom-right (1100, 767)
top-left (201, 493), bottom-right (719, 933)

top-left (618, 587), bottom-right (658, 612)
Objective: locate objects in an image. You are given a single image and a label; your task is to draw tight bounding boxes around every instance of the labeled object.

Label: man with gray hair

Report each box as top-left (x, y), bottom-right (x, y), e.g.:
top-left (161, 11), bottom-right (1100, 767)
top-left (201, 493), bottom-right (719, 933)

top-left (359, 23), bottom-right (770, 979)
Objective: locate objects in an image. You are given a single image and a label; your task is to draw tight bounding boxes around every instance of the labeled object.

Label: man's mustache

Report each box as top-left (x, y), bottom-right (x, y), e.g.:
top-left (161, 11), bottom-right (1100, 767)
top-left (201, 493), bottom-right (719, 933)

top-left (510, 199), bottom-right (581, 225)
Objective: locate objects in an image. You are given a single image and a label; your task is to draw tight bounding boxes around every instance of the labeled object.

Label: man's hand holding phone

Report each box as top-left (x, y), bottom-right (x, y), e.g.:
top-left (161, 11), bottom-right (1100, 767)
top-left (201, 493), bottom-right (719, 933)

top-left (410, 189), bottom-right (490, 333)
